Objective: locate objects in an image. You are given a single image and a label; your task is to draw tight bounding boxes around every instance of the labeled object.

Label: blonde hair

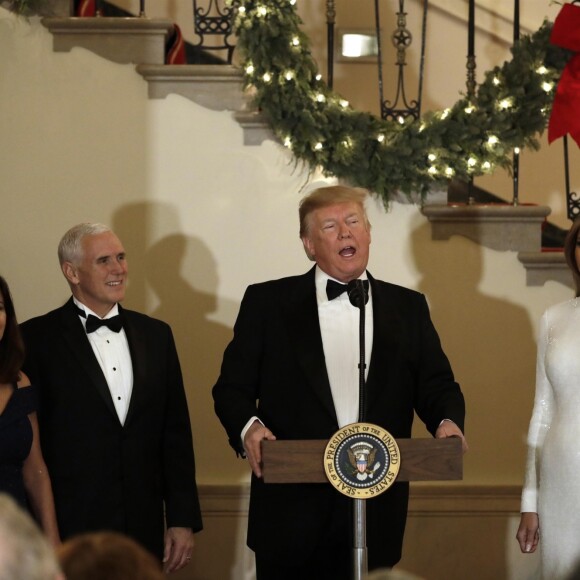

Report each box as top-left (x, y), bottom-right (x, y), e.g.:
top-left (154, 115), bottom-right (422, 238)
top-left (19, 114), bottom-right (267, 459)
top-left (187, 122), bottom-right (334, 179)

top-left (299, 185), bottom-right (370, 238)
top-left (57, 531), bottom-right (164, 580)
top-left (0, 494), bottom-right (62, 580)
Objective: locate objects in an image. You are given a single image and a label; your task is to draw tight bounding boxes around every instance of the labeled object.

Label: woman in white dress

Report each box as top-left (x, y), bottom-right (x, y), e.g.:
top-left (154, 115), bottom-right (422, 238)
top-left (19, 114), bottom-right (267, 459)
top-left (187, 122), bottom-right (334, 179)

top-left (517, 219), bottom-right (580, 579)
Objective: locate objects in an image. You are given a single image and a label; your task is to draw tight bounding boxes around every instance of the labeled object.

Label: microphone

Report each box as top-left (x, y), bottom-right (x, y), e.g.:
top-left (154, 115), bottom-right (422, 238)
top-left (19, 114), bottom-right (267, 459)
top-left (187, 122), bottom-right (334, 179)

top-left (347, 279), bottom-right (369, 309)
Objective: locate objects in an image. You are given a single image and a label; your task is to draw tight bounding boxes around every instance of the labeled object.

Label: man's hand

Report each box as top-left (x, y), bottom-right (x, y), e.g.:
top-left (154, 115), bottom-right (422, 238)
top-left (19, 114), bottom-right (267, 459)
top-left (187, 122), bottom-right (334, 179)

top-left (516, 512), bottom-right (540, 553)
top-left (163, 527), bottom-right (194, 573)
top-left (244, 420), bottom-right (276, 477)
top-left (435, 420), bottom-right (469, 453)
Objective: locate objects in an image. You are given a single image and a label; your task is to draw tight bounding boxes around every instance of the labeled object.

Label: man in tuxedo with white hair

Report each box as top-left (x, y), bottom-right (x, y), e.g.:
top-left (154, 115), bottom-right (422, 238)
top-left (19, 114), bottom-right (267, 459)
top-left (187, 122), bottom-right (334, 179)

top-left (21, 223), bottom-right (202, 574)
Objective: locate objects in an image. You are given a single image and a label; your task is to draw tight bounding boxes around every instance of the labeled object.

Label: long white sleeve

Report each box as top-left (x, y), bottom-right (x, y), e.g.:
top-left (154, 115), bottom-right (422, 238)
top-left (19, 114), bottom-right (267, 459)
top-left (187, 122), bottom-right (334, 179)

top-left (521, 309), bottom-right (554, 513)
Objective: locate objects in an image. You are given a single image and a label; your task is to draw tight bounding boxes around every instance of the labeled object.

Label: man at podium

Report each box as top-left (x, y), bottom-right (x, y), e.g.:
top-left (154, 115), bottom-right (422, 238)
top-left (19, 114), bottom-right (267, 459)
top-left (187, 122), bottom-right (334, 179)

top-left (213, 185), bottom-right (467, 579)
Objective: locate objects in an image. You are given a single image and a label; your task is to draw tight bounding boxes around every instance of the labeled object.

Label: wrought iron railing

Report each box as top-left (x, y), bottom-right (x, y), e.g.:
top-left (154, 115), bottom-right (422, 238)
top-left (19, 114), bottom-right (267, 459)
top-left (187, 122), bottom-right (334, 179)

top-left (168, 0), bottom-right (574, 226)
top-left (192, 0), bottom-right (238, 64)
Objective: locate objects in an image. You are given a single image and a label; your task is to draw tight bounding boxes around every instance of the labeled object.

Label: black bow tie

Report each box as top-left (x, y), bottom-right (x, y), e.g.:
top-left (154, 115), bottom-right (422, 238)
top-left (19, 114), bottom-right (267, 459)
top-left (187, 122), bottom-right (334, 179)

top-left (326, 279), bottom-right (369, 304)
top-left (76, 306), bottom-right (123, 333)
top-left (85, 314), bottom-right (123, 334)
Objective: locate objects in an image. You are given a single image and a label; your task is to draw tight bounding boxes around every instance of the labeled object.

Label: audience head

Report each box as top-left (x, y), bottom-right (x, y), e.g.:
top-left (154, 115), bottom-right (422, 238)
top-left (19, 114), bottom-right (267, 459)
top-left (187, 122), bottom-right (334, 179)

top-left (57, 531), bottom-right (164, 580)
top-left (0, 276), bottom-right (25, 383)
top-left (564, 218), bottom-right (580, 296)
top-left (58, 223), bottom-right (128, 317)
top-left (299, 185), bottom-right (372, 283)
top-left (0, 494), bottom-right (63, 580)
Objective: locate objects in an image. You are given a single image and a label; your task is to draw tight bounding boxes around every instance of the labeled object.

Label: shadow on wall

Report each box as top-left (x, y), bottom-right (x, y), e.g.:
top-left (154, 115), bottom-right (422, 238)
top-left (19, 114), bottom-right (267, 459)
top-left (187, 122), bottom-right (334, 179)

top-left (410, 217), bottom-right (537, 481)
top-left (112, 203), bottom-right (248, 478)
top-left (112, 202), bottom-right (256, 579)
top-left (398, 217), bottom-right (539, 579)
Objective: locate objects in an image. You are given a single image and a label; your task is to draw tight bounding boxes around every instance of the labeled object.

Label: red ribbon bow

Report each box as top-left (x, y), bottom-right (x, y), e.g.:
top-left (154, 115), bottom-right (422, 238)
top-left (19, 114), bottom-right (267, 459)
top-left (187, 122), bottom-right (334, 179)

top-left (548, 3), bottom-right (580, 146)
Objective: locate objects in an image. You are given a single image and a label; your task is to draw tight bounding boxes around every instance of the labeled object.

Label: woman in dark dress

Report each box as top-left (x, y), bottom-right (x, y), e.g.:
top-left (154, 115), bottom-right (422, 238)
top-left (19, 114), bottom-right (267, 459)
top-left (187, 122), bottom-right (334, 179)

top-left (0, 276), bottom-right (60, 545)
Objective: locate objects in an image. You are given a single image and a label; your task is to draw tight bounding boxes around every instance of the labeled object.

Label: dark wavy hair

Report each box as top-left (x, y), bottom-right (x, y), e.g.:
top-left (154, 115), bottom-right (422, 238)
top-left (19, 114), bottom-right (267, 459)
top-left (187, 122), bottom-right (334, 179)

top-left (564, 219), bottom-right (580, 297)
top-left (0, 276), bottom-right (25, 383)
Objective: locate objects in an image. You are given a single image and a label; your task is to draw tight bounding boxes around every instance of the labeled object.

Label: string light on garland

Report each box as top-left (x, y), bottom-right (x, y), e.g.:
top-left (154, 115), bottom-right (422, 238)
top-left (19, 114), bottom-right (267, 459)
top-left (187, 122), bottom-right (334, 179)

top-left (542, 81), bottom-right (554, 92)
top-left (498, 98), bottom-right (513, 110)
top-left (234, 0), bottom-right (571, 202)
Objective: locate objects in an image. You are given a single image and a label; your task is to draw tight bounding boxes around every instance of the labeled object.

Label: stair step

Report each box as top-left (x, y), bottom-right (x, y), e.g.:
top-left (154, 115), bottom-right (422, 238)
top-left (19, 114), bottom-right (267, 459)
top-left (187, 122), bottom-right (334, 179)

top-left (136, 64), bottom-right (247, 111)
top-left (518, 251), bottom-right (573, 289)
top-left (42, 16), bottom-right (173, 64)
top-left (422, 204), bottom-right (551, 252)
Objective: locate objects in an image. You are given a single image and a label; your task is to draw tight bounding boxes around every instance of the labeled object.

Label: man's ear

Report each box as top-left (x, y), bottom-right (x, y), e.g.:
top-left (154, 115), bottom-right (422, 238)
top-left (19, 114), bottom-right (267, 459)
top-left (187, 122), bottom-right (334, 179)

top-left (301, 236), bottom-right (316, 262)
top-left (62, 261), bottom-right (79, 285)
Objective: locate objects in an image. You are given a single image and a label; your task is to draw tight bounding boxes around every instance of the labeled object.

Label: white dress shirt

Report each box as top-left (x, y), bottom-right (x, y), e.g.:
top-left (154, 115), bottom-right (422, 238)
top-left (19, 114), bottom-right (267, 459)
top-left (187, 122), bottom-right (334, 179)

top-left (74, 298), bottom-right (133, 425)
top-left (315, 266), bottom-right (373, 427)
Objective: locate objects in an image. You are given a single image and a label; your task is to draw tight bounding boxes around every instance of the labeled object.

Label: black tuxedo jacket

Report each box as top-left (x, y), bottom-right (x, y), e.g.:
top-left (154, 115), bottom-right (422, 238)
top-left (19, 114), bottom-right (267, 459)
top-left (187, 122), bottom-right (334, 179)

top-left (21, 299), bottom-right (202, 558)
top-left (213, 268), bottom-right (464, 568)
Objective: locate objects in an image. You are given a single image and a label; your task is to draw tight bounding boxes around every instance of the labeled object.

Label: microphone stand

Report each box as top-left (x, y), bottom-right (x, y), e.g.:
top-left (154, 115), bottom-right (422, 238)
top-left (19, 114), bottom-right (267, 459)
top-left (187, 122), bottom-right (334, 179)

top-left (347, 279), bottom-right (368, 580)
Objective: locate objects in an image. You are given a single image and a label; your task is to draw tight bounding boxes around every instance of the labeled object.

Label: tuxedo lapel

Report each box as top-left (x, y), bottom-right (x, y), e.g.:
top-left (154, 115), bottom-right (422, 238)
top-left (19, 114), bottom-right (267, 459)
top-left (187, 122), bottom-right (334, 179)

top-left (59, 299), bottom-right (118, 419)
top-left (365, 274), bottom-right (402, 412)
top-left (283, 269), bottom-right (338, 424)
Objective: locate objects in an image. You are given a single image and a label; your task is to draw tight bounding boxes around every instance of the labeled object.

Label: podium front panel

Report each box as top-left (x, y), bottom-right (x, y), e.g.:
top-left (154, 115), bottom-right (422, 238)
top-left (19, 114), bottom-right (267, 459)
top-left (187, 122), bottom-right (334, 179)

top-left (261, 438), bottom-right (462, 484)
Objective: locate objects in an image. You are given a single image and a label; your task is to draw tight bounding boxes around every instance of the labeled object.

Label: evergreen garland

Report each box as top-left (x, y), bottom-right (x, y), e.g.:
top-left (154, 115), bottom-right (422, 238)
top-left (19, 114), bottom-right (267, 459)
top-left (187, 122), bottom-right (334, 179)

top-left (234, 0), bottom-right (571, 204)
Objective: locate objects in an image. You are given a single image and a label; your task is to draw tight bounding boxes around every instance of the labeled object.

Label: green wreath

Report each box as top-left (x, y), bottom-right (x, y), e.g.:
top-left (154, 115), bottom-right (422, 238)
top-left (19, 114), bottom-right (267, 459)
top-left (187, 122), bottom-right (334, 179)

top-left (234, 0), bottom-right (571, 204)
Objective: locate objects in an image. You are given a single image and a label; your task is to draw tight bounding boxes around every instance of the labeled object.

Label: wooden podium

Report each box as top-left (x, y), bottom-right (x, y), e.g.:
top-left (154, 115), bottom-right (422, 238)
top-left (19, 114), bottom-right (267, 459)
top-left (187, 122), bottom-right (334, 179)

top-left (262, 437), bottom-right (462, 483)
top-left (261, 437), bottom-right (462, 579)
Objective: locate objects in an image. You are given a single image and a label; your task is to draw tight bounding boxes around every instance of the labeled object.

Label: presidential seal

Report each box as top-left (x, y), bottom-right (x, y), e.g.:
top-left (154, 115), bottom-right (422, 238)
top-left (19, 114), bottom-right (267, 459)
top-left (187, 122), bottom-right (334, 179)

top-left (323, 423), bottom-right (400, 499)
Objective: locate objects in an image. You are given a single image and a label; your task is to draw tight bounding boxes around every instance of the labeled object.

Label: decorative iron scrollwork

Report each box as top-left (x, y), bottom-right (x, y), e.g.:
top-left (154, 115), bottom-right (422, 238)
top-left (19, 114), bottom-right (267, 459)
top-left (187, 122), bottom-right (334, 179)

top-left (193, 0), bottom-right (238, 63)
top-left (378, 0), bottom-right (427, 123)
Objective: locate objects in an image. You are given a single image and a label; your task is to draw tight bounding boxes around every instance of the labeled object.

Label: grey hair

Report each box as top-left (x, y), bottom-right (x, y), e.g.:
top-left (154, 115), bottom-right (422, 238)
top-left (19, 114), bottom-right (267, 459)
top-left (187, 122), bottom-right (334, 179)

top-left (0, 494), bottom-right (62, 580)
top-left (58, 223), bottom-right (111, 265)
